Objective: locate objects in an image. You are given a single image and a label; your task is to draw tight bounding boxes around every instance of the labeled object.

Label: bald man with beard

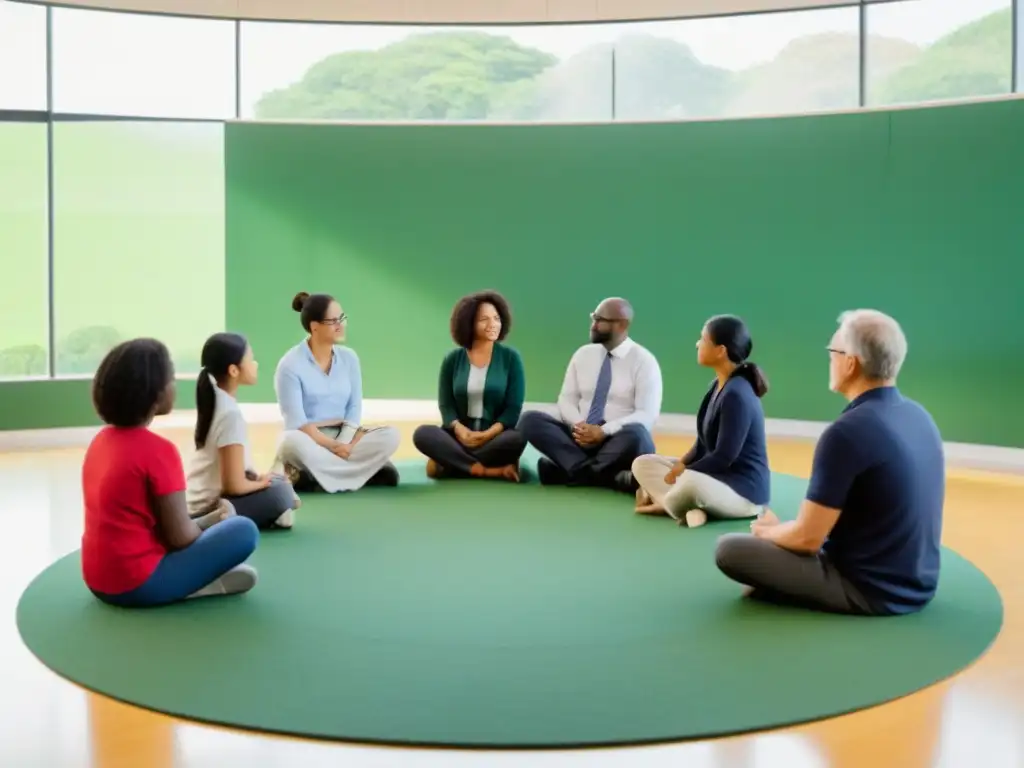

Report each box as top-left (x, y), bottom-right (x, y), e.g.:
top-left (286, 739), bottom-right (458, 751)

top-left (518, 297), bottom-right (663, 493)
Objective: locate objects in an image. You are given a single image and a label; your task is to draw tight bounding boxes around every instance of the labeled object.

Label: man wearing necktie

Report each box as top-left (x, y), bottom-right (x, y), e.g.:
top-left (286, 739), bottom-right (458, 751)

top-left (518, 297), bottom-right (663, 492)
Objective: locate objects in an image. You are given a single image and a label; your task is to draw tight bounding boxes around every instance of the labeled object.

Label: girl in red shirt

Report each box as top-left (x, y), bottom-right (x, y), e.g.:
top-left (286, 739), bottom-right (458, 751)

top-left (81, 338), bottom-right (260, 607)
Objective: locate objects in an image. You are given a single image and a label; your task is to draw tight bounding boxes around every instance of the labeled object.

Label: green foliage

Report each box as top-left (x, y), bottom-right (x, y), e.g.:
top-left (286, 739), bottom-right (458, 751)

top-left (55, 325), bottom-right (122, 376)
top-left (0, 344), bottom-right (47, 378)
top-left (874, 9), bottom-right (1012, 104)
top-left (256, 31), bottom-right (556, 120)
top-left (255, 10), bottom-right (1012, 123)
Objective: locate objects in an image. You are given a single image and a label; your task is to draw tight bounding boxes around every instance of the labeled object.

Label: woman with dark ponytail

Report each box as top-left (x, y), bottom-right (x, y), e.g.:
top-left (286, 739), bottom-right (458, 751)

top-left (632, 314), bottom-right (771, 528)
top-left (186, 332), bottom-right (299, 529)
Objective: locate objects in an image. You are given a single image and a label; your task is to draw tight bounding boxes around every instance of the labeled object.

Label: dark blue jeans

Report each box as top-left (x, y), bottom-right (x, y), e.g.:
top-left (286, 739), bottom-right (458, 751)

top-left (93, 516), bottom-right (259, 608)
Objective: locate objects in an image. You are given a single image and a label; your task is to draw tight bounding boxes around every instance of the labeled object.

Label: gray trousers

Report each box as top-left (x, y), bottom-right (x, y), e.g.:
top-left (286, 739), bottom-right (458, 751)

top-left (715, 533), bottom-right (879, 615)
top-left (413, 424), bottom-right (527, 475)
top-left (225, 476), bottom-right (297, 529)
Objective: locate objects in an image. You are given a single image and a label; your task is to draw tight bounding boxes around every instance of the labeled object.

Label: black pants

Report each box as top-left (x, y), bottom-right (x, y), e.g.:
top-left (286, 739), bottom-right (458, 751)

top-left (714, 533), bottom-right (881, 615)
top-left (412, 424), bottom-right (527, 476)
top-left (517, 410), bottom-right (655, 488)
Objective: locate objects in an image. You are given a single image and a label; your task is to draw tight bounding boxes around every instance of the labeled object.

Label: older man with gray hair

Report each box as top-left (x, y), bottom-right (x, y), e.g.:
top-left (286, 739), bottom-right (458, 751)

top-left (714, 309), bottom-right (945, 616)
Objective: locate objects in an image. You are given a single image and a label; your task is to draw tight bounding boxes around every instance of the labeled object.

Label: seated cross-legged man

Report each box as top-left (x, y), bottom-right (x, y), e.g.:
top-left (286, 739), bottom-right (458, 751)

top-left (518, 297), bottom-right (662, 493)
top-left (715, 309), bottom-right (945, 616)
top-left (413, 290), bottom-right (527, 481)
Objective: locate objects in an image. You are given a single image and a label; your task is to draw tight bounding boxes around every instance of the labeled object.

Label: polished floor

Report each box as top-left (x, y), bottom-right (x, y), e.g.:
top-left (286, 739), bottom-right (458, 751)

top-left (4, 422), bottom-right (1023, 768)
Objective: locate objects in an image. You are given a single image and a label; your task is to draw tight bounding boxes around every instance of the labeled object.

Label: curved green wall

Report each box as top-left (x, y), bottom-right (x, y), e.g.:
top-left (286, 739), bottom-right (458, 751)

top-left (226, 98), bottom-right (1024, 448)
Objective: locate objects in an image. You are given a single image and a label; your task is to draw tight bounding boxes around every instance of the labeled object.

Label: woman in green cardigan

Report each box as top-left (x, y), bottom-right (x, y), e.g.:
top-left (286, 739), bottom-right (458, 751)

top-left (413, 290), bottom-right (527, 481)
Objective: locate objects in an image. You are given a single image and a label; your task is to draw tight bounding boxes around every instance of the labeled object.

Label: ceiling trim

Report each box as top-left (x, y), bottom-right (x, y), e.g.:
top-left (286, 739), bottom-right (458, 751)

top-left (20, 0), bottom-right (873, 25)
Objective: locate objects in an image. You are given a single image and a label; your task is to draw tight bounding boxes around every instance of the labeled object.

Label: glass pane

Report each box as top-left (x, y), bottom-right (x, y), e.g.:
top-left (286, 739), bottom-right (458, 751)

top-left (52, 8), bottom-right (235, 118)
top-left (239, 22), bottom-right (613, 122)
top-left (1017, 0), bottom-right (1023, 92)
top-left (866, 0), bottom-right (1012, 106)
top-left (613, 6), bottom-right (860, 120)
top-left (0, 122), bottom-right (49, 378)
top-left (0, 0), bottom-right (47, 110)
top-left (52, 121), bottom-right (225, 376)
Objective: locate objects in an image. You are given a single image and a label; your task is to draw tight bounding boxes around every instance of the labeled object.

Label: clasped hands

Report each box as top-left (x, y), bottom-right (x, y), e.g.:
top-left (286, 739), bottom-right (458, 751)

top-left (323, 423), bottom-right (369, 460)
top-left (572, 422), bottom-right (605, 447)
top-left (453, 422), bottom-right (493, 449)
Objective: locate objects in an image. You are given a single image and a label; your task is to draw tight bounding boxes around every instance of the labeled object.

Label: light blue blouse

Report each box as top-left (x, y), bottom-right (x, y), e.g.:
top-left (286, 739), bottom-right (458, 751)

top-left (273, 341), bottom-right (363, 431)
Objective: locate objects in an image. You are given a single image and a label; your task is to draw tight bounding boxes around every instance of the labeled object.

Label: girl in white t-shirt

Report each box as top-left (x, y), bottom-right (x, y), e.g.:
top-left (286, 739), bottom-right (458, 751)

top-left (186, 332), bottom-right (299, 529)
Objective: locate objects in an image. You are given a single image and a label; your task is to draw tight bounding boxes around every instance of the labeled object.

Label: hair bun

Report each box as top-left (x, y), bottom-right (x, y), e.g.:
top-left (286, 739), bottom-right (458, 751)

top-left (291, 291), bottom-right (310, 312)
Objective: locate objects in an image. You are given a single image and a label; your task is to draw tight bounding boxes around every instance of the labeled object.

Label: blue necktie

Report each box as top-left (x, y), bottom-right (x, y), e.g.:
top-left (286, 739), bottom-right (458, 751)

top-left (586, 352), bottom-right (613, 425)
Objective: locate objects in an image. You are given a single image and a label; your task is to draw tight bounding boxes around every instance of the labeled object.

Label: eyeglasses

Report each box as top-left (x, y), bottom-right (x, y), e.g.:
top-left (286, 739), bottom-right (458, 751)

top-left (590, 313), bottom-right (619, 324)
top-left (319, 313), bottom-right (347, 326)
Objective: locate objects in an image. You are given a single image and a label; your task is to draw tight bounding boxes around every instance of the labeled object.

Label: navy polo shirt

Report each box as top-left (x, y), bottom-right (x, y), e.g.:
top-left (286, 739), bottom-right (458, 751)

top-left (806, 386), bottom-right (945, 615)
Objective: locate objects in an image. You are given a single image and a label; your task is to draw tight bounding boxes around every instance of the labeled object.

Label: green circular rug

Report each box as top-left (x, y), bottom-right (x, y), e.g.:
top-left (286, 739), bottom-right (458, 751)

top-left (16, 458), bottom-right (1003, 749)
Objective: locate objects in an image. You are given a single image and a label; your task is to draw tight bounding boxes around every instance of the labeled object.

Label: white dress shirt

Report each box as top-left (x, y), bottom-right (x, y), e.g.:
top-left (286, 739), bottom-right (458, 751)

top-left (556, 337), bottom-right (663, 435)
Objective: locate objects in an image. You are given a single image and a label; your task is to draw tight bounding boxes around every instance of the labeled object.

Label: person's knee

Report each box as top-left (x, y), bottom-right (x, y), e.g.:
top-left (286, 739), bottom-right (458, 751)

top-left (617, 423), bottom-right (651, 451)
top-left (630, 453), bottom-right (657, 475)
top-left (222, 515), bottom-right (259, 557)
top-left (714, 533), bottom-right (754, 576)
top-left (278, 429), bottom-right (312, 461)
top-left (412, 424), bottom-right (436, 451)
top-left (269, 479), bottom-right (298, 511)
top-left (504, 427), bottom-right (527, 450)
top-left (365, 425), bottom-right (401, 455)
top-left (517, 410), bottom-right (546, 437)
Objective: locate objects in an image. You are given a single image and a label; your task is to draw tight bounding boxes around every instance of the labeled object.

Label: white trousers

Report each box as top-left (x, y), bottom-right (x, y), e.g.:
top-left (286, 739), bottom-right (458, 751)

top-left (631, 453), bottom-right (763, 521)
top-left (276, 425), bottom-right (401, 493)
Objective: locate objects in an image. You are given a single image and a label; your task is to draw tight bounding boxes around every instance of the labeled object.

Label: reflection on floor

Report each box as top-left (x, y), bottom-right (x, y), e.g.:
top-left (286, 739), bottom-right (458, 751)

top-left (3, 421), bottom-right (1023, 768)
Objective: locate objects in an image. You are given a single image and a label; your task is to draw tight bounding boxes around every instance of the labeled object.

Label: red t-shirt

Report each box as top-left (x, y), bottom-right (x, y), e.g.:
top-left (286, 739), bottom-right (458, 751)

top-left (81, 426), bottom-right (186, 595)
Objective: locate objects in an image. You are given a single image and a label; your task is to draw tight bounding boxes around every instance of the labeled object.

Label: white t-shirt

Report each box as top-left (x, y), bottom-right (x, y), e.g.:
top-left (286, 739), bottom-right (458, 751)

top-left (186, 383), bottom-right (253, 515)
top-left (466, 363), bottom-right (489, 420)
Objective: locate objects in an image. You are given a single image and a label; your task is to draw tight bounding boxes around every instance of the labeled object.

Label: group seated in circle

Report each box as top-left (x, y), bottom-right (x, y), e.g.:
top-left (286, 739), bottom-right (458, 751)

top-left (79, 290), bottom-right (945, 623)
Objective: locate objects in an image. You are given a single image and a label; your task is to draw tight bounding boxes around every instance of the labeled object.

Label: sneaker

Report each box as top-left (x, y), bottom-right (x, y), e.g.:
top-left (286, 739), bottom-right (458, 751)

top-left (219, 564), bottom-right (258, 594)
top-left (187, 564), bottom-right (258, 599)
top-left (537, 458), bottom-right (567, 485)
top-left (614, 470), bottom-right (638, 494)
top-left (273, 509), bottom-right (294, 529)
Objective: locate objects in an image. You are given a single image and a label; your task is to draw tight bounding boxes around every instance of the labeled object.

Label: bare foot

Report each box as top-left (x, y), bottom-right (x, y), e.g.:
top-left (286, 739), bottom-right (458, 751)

top-left (218, 499), bottom-right (237, 522)
top-left (677, 509), bottom-right (708, 528)
top-left (499, 464), bottom-right (520, 483)
top-left (635, 488), bottom-right (652, 508)
top-left (426, 459), bottom-right (444, 479)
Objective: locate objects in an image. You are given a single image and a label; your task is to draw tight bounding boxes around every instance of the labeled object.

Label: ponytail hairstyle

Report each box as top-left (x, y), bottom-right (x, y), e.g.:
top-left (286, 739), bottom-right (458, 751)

top-left (705, 314), bottom-right (770, 398)
top-left (194, 331), bottom-right (249, 449)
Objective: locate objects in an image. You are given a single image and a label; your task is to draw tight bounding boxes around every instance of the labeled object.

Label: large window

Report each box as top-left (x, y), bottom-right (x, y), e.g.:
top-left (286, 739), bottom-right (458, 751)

top-left (51, 7), bottom-right (236, 118)
top-left (0, 121), bottom-right (49, 379)
top-left (865, 0), bottom-right (1012, 106)
top-left (614, 6), bottom-right (860, 120)
top-left (0, 0), bottom-right (1021, 382)
top-left (0, 1), bottom-right (47, 110)
top-left (51, 121), bottom-right (225, 376)
top-left (239, 4), bottom-right (859, 123)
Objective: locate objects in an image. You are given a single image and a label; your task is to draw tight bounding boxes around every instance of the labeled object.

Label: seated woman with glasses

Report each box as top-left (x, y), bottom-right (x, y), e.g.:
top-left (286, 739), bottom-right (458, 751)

top-left (273, 292), bottom-right (401, 493)
top-left (632, 314), bottom-right (771, 528)
top-left (413, 290), bottom-right (527, 481)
